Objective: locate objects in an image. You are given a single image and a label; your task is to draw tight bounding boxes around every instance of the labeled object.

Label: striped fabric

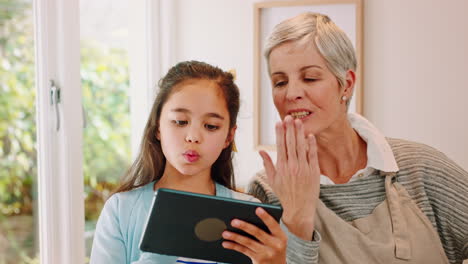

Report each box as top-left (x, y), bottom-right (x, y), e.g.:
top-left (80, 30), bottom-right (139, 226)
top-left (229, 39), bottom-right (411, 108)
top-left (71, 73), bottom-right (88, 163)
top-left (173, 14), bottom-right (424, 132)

top-left (248, 138), bottom-right (468, 264)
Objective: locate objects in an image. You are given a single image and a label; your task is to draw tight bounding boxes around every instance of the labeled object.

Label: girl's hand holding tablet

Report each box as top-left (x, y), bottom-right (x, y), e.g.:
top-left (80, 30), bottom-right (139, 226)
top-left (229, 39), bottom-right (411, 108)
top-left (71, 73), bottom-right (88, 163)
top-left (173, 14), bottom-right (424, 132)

top-left (222, 207), bottom-right (287, 264)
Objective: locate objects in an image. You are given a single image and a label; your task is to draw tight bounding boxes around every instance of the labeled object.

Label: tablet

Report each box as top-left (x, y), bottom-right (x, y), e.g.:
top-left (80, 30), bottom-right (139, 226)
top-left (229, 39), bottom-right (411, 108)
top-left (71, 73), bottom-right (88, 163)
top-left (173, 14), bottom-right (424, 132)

top-left (139, 188), bottom-right (283, 264)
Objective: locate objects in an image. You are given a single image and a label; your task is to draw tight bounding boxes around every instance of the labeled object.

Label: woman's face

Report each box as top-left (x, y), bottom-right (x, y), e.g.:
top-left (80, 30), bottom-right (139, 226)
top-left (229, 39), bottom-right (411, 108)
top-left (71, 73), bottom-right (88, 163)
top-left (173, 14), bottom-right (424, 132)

top-left (269, 40), bottom-right (351, 136)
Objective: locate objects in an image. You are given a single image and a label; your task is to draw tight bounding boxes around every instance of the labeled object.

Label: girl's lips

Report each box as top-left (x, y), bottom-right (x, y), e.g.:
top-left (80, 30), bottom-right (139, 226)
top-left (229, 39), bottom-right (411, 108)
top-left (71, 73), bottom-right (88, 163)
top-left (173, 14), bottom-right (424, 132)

top-left (183, 150), bottom-right (200, 163)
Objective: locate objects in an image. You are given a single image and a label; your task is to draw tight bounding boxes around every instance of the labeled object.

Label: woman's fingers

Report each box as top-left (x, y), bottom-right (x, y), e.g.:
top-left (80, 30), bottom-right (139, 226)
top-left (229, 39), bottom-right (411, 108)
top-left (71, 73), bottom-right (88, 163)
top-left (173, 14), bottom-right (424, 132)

top-left (307, 134), bottom-right (318, 169)
top-left (275, 121), bottom-right (286, 164)
top-left (259, 151), bottom-right (276, 184)
top-left (295, 119), bottom-right (307, 165)
top-left (284, 116), bottom-right (297, 163)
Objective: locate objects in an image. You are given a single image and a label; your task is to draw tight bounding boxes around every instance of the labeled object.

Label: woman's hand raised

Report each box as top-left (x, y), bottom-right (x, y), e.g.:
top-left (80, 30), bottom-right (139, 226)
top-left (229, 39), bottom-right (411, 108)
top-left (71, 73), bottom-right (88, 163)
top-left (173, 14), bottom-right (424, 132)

top-left (259, 115), bottom-right (321, 240)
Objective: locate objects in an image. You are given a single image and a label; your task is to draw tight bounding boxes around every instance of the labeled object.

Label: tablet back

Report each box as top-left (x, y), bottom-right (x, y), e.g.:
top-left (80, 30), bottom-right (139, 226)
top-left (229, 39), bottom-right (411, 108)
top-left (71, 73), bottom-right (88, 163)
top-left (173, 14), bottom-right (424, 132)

top-left (139, 188), bottom-right (283, 264)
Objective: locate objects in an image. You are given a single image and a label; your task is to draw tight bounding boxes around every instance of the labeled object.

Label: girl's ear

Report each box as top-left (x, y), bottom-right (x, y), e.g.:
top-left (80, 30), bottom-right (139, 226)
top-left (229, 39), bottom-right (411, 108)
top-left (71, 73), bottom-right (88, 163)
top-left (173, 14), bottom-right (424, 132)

top-left (224, 125), bottom-right (237, 149)
top-left (156, 128), bottom-right (161, 140)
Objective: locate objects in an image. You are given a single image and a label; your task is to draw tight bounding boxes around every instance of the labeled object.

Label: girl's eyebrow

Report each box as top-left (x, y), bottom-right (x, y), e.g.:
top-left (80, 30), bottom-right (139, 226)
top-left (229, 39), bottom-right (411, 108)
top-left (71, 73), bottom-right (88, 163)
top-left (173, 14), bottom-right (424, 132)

top-left (171, 108), bottom-right (190, 113)
top-left (205, 112), bottom-right (225, 120)
top-left (171, 108), bottom-right (225, 120)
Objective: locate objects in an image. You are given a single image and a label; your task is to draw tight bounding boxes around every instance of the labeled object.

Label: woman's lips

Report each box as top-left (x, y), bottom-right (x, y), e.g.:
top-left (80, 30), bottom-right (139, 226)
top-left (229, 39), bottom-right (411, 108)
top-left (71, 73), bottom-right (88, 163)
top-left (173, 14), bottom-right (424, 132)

top-left (183, 150), bottom-right (200, 163)
top-left (288, 110), bottom-right (313, 121)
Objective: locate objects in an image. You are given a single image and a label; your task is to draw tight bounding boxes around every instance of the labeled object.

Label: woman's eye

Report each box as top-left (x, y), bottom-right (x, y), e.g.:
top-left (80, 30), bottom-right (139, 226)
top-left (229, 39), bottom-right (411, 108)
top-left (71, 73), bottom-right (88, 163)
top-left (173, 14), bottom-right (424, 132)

top-left (205, 124), bottom-right (219, 131)
top-left (274, 81), bottom-right (287, 88)
top-left (304, 78), bottom-right (317, 82)
top-left (172, 120), bottom-right (188, 126)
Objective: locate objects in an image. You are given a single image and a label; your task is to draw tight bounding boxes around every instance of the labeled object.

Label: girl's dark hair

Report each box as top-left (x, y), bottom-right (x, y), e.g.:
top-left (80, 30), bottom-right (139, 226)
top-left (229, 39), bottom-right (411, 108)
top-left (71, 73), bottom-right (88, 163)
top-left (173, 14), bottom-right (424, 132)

top-left (114, 60), bottom-right (240, 193)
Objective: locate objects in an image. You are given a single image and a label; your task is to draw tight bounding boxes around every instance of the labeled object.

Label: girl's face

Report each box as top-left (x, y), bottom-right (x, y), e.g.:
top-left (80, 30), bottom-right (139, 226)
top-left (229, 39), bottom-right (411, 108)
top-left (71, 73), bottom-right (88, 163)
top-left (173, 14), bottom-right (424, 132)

top-left (158, 79), bottom-right (235, 178)
top-left (269, 40), bottom-right (352, 136)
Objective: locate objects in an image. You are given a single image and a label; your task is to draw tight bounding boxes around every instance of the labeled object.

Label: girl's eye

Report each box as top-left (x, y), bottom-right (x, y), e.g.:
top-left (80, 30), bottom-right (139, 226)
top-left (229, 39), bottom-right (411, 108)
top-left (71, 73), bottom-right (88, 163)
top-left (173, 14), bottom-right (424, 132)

top-left (304, 78), bottom-right (317, 82)
top-left (205, 124), bottom-right (219, 131)
top-left (172, 120), bottom-right (188, 126)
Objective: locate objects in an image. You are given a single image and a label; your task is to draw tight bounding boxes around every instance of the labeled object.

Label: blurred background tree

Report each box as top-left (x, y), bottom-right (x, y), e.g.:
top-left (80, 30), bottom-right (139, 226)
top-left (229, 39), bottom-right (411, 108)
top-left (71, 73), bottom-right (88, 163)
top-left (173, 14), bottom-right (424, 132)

top-left (81, 40), bottom-right (131, 220)
top-left (0, 0), bottom-right (131, 262)
top-left (0, 0), bottom-right (36, 217)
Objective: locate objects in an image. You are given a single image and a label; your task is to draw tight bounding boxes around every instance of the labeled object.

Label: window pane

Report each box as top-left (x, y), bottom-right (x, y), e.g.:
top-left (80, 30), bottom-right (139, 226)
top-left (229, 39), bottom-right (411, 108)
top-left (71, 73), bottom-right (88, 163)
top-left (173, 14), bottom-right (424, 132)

top-left (79, 0), bottom-right (132, 259)
top-left (0, 0), bottom-right (39, 263)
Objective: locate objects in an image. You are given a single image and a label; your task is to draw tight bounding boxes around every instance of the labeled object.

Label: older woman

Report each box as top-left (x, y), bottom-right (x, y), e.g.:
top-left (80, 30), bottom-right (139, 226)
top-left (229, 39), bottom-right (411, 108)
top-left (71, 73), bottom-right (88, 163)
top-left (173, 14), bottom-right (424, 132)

top-left (248, 12), bottom-right (468, 264)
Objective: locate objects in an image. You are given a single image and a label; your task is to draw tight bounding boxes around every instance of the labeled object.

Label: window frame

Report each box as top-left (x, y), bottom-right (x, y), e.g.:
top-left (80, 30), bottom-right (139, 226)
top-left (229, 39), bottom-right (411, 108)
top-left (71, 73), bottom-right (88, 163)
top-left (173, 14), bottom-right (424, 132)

top-left (33, 0), bottom-right (171, 262)
top-left (34, 0), bottom-right (85, 263)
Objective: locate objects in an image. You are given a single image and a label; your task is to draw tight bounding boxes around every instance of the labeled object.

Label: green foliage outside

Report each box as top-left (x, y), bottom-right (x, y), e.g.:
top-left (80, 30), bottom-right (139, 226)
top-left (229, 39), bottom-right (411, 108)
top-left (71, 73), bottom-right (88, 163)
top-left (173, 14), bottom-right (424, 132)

top-left (81, 40), bottom-right (131, 220)
top-left (0, 0), bottom-right (131, 262)
top-left (0, 0), bottom-right (36, 217)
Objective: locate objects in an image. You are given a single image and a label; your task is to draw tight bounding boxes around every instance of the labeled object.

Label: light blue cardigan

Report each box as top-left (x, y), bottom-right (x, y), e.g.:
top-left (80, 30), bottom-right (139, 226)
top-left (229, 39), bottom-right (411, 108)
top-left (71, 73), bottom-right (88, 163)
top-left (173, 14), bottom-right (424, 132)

top-left (89, 181), bottom-right (259, 264)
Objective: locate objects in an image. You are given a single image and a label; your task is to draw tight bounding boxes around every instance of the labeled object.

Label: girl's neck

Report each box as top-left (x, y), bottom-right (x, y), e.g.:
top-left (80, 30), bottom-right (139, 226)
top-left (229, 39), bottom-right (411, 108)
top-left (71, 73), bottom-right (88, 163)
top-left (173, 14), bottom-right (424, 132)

top-left (154, 163), bottom-right (216, 195)
top-left (316, 116), bottom-right (367, 184)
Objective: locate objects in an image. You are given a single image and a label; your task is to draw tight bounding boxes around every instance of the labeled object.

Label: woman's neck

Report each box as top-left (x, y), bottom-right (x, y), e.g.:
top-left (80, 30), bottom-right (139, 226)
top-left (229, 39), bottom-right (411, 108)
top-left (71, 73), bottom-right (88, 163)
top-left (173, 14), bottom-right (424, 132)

top-left (154, 164), bottom-right (215, 195)
top-left (316, 116), bottom-right (368, 184)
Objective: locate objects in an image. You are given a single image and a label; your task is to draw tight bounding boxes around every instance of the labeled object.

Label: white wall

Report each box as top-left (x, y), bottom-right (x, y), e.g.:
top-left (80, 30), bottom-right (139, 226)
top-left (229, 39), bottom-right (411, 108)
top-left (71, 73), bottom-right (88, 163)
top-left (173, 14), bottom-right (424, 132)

top-left (172, 0), bottom-right (468, 187)
top-left (174, 0), bottom-right (261, 187)
top-left (364, 0), bottom-right (468, 171)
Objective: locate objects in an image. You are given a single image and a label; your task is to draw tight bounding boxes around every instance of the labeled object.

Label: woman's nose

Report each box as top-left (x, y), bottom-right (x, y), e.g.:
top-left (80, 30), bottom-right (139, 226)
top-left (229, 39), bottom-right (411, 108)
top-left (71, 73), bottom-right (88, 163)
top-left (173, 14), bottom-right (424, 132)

top-left (285, 81), bottom-right (304, 101)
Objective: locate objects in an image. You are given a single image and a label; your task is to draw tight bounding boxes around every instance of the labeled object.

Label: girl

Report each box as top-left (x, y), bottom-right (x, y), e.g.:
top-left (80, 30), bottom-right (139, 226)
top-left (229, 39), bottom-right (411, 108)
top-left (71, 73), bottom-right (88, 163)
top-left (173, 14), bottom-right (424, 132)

top-left (90, 61), bottom-right (287, 264)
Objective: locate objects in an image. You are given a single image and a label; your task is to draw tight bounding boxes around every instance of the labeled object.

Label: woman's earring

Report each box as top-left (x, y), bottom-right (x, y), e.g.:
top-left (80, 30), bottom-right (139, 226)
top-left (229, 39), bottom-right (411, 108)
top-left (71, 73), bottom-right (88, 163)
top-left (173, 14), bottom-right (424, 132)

top-left (341, 95), bottom-right (347, 101)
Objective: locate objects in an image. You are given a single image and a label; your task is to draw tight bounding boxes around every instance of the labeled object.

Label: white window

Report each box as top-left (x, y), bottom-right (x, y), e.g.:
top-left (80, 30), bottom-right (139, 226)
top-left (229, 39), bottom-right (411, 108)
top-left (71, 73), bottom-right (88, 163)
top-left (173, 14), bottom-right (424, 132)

top-left (32, 0), bottom-right (174, 263)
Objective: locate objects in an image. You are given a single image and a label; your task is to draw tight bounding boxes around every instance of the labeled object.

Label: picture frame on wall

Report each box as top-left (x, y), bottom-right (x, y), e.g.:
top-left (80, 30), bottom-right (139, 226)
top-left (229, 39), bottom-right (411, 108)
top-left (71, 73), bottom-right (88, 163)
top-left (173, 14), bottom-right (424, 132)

top-left (253, 0), bottom-right (363, 150)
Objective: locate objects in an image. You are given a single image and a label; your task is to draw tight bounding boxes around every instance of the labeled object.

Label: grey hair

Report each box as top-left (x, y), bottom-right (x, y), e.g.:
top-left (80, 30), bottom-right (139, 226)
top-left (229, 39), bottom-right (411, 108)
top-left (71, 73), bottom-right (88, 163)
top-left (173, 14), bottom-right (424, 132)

top-left (264, 12), bottom-right (357, 107)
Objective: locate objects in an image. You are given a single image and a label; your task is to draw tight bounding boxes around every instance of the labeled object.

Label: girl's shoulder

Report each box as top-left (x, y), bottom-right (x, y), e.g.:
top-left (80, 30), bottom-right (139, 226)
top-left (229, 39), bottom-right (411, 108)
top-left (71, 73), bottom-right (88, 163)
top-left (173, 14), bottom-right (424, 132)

top-left (104, 181), bottom-right (155, 214)
top-left (219, 185), bottom-right (261, 203)
top-left (232, 190), bottom-right (261, 202)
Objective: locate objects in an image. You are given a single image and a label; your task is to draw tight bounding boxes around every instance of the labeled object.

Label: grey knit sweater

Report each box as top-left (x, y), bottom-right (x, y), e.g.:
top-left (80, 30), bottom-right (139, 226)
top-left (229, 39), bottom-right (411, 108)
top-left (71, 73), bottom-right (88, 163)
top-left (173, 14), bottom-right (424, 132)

top-left (248, 138), bottom-right (468, 264)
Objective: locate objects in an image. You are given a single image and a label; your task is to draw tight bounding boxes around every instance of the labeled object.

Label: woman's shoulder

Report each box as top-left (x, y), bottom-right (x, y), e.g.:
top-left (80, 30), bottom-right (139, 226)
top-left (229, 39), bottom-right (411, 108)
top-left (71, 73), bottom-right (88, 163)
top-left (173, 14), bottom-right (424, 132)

top-left (387, 137), bottom-right (456, 167)
top-left (387, 137), bottom-right (467, 184)
top-left (387, 137), bottom-right (445, 155)
top-left (246, 171), bottom-right (280, 205)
